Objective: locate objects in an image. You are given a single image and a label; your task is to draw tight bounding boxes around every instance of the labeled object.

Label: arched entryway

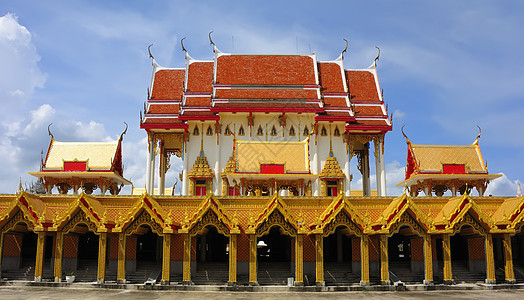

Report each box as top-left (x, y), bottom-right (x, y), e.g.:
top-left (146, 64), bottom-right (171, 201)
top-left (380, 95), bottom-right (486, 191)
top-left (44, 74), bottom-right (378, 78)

top-left (388, 226), bottom-right (425, 283)
top-left (450, 225), bottom-right (487, 283)
top-left (60, 224), bottom-right (100, 282)
top-left (257, 226), bottom-right (293, 285)
top-left (1, 223), bottom-right (39, 280)
top-left (512, 227), bottom-right (524, 282)
top-left (193, 225), bottom-right (229, 284)
top-left (126, 224), bottom-right (162, 284)
top-left (323, 226), bottom-right (358, 285)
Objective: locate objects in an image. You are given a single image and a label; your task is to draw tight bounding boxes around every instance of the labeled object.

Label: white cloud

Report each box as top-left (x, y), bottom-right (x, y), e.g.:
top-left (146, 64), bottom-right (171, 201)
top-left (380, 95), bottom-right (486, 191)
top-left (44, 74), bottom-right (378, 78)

top-left (485, 173), bottom-right (519, 197)
top-left (22, 104), bottom-right (55, 136)
top-left (0, 13), bottom-right (46, 105)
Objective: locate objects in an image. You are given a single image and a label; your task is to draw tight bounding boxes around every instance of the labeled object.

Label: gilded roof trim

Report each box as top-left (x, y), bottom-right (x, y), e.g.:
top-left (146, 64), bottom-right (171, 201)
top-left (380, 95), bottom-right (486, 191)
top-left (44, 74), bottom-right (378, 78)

top-left (180, 194), bottom-right (239, 235)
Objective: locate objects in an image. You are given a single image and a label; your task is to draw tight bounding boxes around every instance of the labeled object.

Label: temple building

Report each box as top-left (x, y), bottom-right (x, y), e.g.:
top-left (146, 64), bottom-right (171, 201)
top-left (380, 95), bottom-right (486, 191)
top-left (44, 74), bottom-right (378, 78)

top-left (0, 40), bottom-right (523, 288)
top-left (397, 128), bottom-right (501, 197)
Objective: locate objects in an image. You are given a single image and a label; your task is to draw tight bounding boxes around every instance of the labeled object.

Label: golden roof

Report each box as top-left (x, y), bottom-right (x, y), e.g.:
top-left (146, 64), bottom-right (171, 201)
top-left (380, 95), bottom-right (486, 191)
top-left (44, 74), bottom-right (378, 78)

top-left (410, 143), bottom-right (486, 173)
top-left (236, 139), bottom-right (309, 173)
top-left (44, 139), bottom-right (120, 170)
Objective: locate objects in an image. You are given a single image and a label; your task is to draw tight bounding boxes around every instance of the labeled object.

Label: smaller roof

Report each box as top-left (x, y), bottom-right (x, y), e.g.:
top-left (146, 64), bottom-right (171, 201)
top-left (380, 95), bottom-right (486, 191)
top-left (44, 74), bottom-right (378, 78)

top-left (236, 139), bottom-right (309, 173)
top-left (44, 140), bottom-right (120, 171)
top-left (410, 143), bottom-right (486, 174)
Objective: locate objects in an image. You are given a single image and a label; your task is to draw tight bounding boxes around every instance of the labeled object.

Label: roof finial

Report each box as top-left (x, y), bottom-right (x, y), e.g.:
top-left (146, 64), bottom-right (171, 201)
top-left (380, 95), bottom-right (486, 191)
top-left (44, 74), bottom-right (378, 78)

top-left (47, 123), bottom-right (54, 140)
top-left (474, 125), bottom-right (481, 144)
top-left (341, 38), bottom-right (348, 58)
top-left (517, 180), bottom-right (522, 197)
top-left (209, 31), bottom-right (215, 46)
top-left (181, 37), bottom-right (187, 53)
top-left (401, 125), bottom-right (410, 143)
top-left (329, 124), bottom-right (333, 157)
top-left (374, 46), bottom-right (381, 64)
top-left (16, 177), bottom-right (23, 194)
top-left (120, 122), bottom-right (128, 141)
top-left (148, 44), bottom-right (154, 60)
top-left (200, 123), bottom-right (204, 156)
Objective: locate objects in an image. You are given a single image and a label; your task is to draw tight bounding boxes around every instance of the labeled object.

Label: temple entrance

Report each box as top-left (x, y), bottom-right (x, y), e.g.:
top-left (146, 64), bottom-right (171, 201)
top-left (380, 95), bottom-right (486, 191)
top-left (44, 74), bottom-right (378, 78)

top-left (512, 230), bottom-right (524, 282)
top-left (450, 226), bottom-right (486, 283)
top-left (68, 225), bottom-right (100, 282)
top-left (127, 225), bottom-right (162, 283)
top-left (1, 222), bottom-right (39, 280)
top-left (388, 226), bottom-right (425, 283)
top-left (257, 226), bottom-right (292, 285)
top-left (194, 225), bottom-right (229, 284)
top-left (323, 226), bottom-right (358, 285)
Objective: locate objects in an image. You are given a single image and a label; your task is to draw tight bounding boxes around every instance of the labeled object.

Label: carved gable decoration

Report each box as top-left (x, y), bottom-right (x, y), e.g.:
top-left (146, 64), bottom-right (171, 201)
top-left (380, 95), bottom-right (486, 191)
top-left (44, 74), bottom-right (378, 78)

top-left (313, 195), bottom-right (364, 236)
top-left (61, 209), bottom-right (98, 234)
top-left (320, 154), bottom-right (345, 179)
top-left (247, 195), bottom-right (302, 237)
top-left (183, 195), bottom-right (238, 236)
top-left (54, 194), bottom-right (106, 231)
top-left (433, 195), bottom-right (493, 234)
top-left (372, 194), bottom-right (430, 235)
top-left (115, 194), bottom-right (174, 235)
top-left (0, 208), bottom-right (35, 232)
top-left (188, 151), bottom-right (214, 179)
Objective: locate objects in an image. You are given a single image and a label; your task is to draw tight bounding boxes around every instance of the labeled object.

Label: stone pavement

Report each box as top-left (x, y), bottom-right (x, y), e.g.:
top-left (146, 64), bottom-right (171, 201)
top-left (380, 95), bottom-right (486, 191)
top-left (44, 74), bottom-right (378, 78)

top-left (1, 285), bottom-right (524, 300)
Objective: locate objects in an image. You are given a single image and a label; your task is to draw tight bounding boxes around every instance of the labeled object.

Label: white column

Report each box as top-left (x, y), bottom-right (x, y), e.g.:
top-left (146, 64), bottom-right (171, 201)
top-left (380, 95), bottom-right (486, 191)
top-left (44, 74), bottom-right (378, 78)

top-left (311, 140), bottom-right (319, 196)
top-left (145, 134), bottom-right (154, 194)
top-left (158, 145), bottom-right (165, 196)
top-left (150, 137), bottom-right (156, 195)
top-left (362, 144), bottom-right (371, 196)
top-left (214, 140), bottom-right (221, 195)
top-left (375, 137), bottom-right (386, 196)
top-left (182, 148), bottom-right (189, 196)
top-left (344, 160), bottom-right (351, 196)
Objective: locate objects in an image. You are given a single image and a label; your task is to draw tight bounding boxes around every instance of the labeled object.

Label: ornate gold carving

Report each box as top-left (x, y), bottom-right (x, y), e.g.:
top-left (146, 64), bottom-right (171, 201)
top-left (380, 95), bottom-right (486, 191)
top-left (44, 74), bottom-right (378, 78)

top-left (62, 209), bottom-right (98, 234)
top-left (319, 155), bottom-right (345, 179)
top-left (455, 211), bottom-right (487, 235)
top-left (323, 210), bottom-right (362, 237)
top-left (256, 209), bottom-right (297, 237)
top-left (124, 210), bottom-right (164, 236)
top-left (189, 209), bottom-right (230, 236)
top-left (1, 209), bottom-right (34, 233)
top-left (188, 151), bottom-right (214, 179)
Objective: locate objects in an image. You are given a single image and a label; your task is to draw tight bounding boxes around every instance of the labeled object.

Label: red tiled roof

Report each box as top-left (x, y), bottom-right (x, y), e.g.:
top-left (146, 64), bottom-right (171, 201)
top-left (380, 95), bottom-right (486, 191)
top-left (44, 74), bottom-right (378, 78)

top-left (354, 105), bottom-right (384, 116)
top-left (151, 69), bottom-right (184, 100)
top-left (186, 62), bottom-right (214, 92)
top-left (142, 117), bottom-right (183, 124)
top-left (214, 88), bottom-right (318, 99)
top-left (318, 62), bottom-right (345, 93)
top-left (346, 70), bottom-right (380, 101)
top-left (184, 95), bottom-right (212, 107)
top-left (148, 103), bottom-right (180, 114)
top-left (324, 97), bottom-right (348, 108)
top-left (216, 55), bottom-right (316, 85)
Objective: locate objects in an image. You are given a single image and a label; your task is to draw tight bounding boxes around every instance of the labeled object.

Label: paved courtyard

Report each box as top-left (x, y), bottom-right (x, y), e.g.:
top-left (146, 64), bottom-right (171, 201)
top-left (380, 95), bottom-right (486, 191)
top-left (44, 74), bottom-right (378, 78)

top-left (1, 286), bottom-right (524, 300)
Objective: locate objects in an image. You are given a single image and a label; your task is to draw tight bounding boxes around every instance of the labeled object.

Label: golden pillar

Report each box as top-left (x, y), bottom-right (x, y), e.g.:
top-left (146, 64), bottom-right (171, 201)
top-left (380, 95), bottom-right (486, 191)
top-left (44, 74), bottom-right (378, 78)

top-left (485, 233), bottom-right (496, 284)
top-left (249, 234), bottom-right (257, 285)
top-left (315, 234), bottom-right (324, 285)
top-left (54, 232), bottom-right (63, 282)
top-left (228, 234), bottom-right (237, 285)
top-left (442, 234), bottom-right (453, 284)
top-left (0, 232), bottom-right (3, 278)
top-left (295, 234), bottom-right (304, 285)
top-left (360, 234), bottom-right (370, 286)
top-left (182, 233), bottom-right (192, 284)
top-left (162, 234), bottom-right (171, 284)
top-left (34, 231), bottom-right (46, 282)
top-left (503, 234), bottom-right (515, 283)
top-left (97, 232), bottom-right (107, 284)
top-left (117, 233), bottom-right (126, 284)
top-left (423, 234), bottom-right (433, 284)
top-left (379, 234), bottom-right (389, 285)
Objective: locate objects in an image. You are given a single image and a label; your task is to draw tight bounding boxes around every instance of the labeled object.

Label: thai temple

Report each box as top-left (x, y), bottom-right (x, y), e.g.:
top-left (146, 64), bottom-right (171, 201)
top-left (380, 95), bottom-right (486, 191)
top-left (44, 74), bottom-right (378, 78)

top-left (0, 37), bottom-right (523, 288)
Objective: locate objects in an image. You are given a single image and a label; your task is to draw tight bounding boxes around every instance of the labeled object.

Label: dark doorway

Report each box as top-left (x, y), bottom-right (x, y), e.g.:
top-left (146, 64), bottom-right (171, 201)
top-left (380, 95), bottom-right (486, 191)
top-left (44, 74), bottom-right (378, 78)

top-left (257, 226), bottom-right (291, 262)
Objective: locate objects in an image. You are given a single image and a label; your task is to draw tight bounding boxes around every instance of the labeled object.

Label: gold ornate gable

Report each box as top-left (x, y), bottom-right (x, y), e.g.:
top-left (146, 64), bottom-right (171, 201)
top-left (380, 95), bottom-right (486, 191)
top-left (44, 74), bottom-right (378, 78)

top-left (372, 194), bottom-right (430, 236)
top-left (181, 194), bottom-right (239, 236)
top-left (221, 150), bottom-right (237, 177)
top-left (433, 195), bottom-right (493, 234)
top-left (246, 194), bottom-right (304, 237)
top-left (312, 194), bottom-right (365, 237)
top-left (0, 207), bottom-right (35, 233)
top-left (492, 196), bottom-right (524, 231)
top-left (319, 152), bottom-right (345, 179)
top-left (188, 150), bottom-right (214, 179)
top-left (114, 194), bottom-right (174, 235)
top-left (52, 194), bottom-right (107, 233)
top-left (10, 192), bottom-right (50, 230)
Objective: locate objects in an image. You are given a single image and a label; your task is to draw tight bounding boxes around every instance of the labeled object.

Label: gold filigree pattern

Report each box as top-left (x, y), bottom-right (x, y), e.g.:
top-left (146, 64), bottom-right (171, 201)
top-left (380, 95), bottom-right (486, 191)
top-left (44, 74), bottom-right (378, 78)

top-left (124, 210), bottom-right (164, 236)
top-left (256, 209), bottom-right (297, 237)
top-left (189, 209), bottom-right (230, 236)
top-left (455, 212), bottom-right (487, 235)
top-left (188, 151), bottom-right (214, 179)
top-left (1, 209), bottom-right (34, 232)
top-left (62, 209), bottom-right (98, 234)
top-left (323, 210), bottom-right (362, 237)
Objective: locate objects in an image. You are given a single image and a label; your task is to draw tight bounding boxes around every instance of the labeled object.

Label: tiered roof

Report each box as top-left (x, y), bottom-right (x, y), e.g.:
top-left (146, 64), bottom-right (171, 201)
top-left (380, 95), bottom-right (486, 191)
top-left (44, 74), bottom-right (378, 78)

top-left (141, 44), bottom-right (392, 134)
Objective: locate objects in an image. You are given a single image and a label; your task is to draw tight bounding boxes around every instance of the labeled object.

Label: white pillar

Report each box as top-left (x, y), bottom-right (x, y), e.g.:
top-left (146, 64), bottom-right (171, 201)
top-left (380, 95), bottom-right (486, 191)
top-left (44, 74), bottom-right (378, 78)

top-left (145, 134), bottom-right (155, 194)
top-left (375, 137), bottom-right (387, 197)
top-left (182, 148), bottom-right (189, 196)
top-left (214, 140), bottom-right (221, 195)
top-left (158, 145), bottom-right (165, 196)
top-left (344, 160), bottom-right (351, 196)
top-left (311, 140), bottom-right (319, 196)
top-left (150, 137), bottom-right (156, 195)
top-left (362, 144), bottom-right (371, 196)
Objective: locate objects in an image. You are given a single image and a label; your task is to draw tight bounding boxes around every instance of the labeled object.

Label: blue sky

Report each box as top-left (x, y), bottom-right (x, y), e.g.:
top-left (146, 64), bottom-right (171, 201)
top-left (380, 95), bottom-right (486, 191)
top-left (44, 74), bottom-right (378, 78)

top-left (0, 1), bottom-right (523, 196)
